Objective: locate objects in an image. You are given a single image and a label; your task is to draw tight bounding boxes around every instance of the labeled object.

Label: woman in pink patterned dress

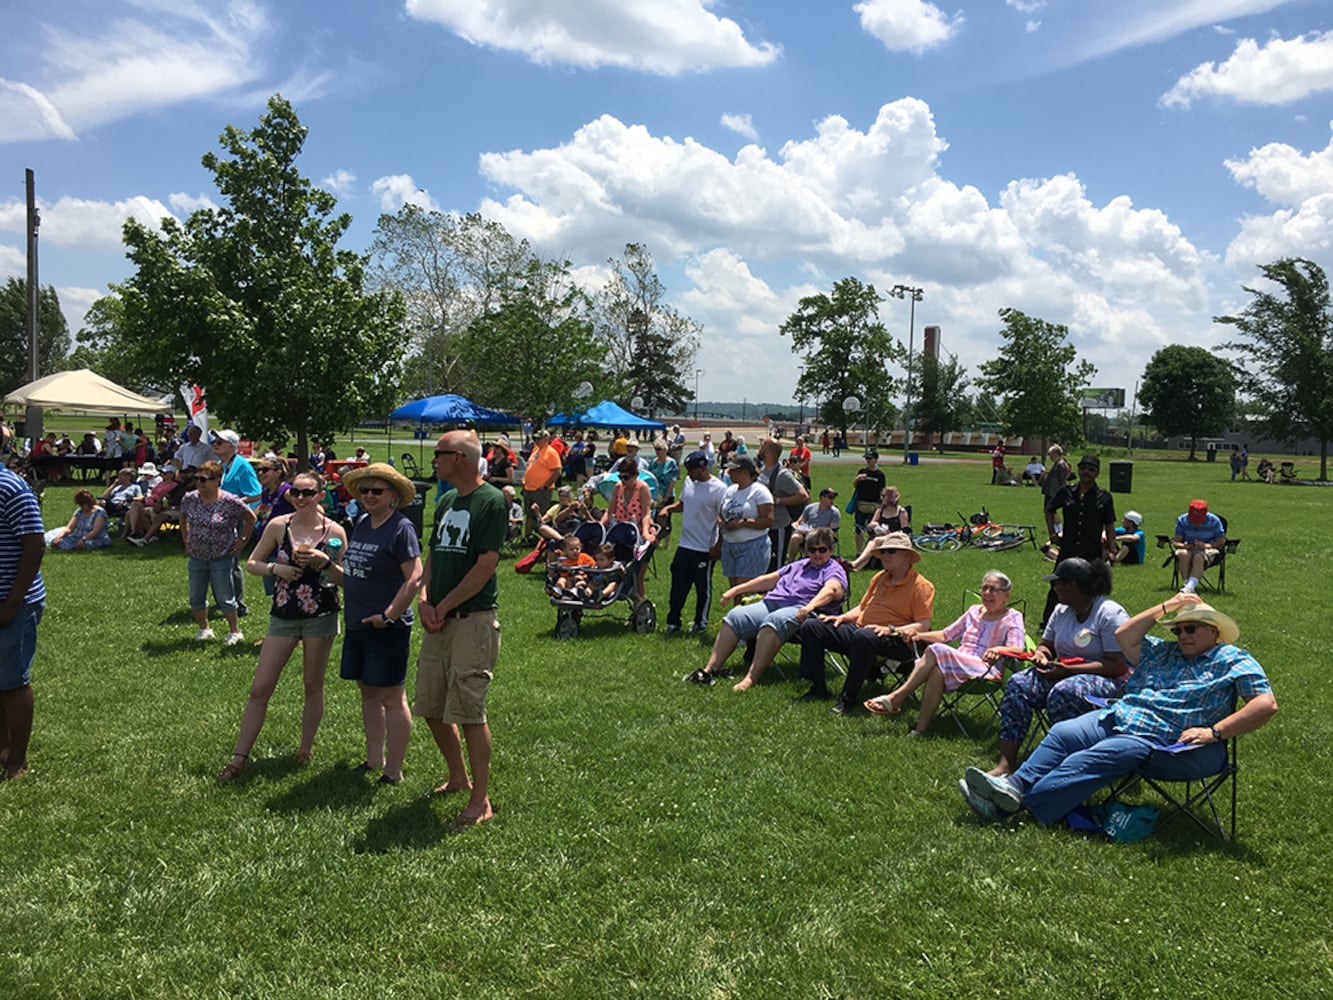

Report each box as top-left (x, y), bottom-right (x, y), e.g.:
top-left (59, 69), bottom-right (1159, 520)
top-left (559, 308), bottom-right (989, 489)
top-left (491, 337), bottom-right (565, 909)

top-left (864, 570), bottom-right (1025, 736)
top-left (217, 471), bottom-right (348, 781)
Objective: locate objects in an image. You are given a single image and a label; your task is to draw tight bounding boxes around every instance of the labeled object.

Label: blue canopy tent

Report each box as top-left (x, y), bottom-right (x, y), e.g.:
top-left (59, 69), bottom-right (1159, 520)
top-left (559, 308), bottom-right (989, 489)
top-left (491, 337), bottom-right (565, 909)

top-left (546, 399), bottom-right (665, 431)
top-left (390, 394), bottom-right (519, 426)
top-left (389, 393), bottom-right (520, 479)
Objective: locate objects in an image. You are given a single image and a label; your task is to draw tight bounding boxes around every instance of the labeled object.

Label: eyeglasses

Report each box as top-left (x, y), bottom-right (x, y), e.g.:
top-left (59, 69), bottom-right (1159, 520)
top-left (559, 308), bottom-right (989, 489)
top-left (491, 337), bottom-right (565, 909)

top-left (434, 448), bottom-right (461, 458)
top-left (358, 486), bottom-right (387, 496)
top-left (288, 487), bottom-right (321, 498)
top-left (980, 584), bottom-right (1007, 593)
top-left (1169, 624), bottom-right (1206, 636)
top-left (195, 475), bottom-right (218, 482)
top-left (806, 546), bottom-right (831, 554)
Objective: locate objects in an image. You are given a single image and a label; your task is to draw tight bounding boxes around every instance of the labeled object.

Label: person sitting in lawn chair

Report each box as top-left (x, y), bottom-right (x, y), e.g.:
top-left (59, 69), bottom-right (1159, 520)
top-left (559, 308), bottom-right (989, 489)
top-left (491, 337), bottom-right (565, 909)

top-left (1172, 499), bottom-right (1225, 594)
top-left (958, 594), bottom-right (1276, 827)
top-left (685, 528), bottom-right (846, 691)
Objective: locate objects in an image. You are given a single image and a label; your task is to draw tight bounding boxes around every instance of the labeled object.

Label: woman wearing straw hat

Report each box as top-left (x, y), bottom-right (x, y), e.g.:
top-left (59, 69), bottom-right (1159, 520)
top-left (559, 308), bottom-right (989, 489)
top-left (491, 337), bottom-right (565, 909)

top-left (959, 593), bottom-right (1278, 826)
top-left (337, 463), bottom-right (423, 785)
top-left (217, 470), bottom-right (346, 781)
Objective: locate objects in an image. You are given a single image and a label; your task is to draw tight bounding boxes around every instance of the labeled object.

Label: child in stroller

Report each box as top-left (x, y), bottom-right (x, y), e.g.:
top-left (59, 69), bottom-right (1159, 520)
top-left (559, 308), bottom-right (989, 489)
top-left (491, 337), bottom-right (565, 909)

top-left (550, 531), bottom-right (659, 639)
top-left (545, 535), bottom-right (595, 598)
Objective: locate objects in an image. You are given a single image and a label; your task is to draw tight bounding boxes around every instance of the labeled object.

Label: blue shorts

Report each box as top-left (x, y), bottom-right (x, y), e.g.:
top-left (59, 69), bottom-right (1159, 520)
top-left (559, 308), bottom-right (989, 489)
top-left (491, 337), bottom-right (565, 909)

top-left (723, 599), bottom-right (803, 642)
top-left (340, 625), bottom-right (413, 688)
top-left (721, 535), bottom-right (770, 578)
top-left (0, 602), bottom-right (42, 690)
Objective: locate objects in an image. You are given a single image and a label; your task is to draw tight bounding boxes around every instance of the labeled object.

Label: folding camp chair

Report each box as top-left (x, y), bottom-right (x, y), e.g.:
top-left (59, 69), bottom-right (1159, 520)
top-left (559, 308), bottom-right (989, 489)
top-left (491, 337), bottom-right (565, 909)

top-left (1102, 733), bottom-right (1240, 840)
top-left (936, 592), bottom-right (1029, 739)
top-left (1156, 514), bottom-right (1240, 593)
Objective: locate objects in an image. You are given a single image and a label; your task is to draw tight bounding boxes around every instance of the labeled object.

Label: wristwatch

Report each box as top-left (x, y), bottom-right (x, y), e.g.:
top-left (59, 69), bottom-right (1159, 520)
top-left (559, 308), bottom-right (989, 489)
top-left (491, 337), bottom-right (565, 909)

top-left (1210, 724), bottom-right (1222, 742)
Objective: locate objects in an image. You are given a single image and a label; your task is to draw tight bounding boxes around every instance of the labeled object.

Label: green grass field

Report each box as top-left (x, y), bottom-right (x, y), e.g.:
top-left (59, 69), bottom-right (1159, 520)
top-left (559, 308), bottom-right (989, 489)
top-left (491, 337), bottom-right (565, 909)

top-left (4, 453), bottom-right (1330, 998)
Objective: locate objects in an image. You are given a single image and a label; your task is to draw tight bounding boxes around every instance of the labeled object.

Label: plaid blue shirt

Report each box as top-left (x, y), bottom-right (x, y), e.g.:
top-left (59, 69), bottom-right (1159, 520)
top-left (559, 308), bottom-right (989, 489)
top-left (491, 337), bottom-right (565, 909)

top-left (1106, 635), bottom-right (1271, 745)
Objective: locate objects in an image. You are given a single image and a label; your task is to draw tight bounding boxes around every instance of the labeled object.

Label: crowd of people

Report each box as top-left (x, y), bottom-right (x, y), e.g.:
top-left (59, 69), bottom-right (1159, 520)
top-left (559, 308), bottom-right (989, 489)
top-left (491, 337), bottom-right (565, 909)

top-left (0, 419), bottom-right (1279, 842)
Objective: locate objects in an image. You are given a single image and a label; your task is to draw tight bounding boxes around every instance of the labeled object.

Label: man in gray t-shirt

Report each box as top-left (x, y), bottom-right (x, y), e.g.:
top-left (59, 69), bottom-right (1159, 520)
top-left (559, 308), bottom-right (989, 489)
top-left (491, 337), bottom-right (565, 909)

top-left (758, 439), bottom-right (809, 572)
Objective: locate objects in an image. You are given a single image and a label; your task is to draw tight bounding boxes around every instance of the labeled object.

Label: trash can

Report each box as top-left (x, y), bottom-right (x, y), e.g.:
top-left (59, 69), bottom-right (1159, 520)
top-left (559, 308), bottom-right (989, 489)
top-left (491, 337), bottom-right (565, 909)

top-left (908, 452), bottom-right (919, 466)
top-left (1108, 460), bottom-right (1132, 494)
top-left (403, 497), bottom-right (425, 538)
top-left (1206, 443), bottom-right (1216, 462)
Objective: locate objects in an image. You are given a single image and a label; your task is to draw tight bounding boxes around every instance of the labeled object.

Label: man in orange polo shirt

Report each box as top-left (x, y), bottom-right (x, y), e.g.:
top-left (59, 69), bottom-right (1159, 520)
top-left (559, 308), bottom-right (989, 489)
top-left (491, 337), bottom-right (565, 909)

top-left (794, 532), bottom-right (934, 714)
top-left (522, 429), bottom-right (563, 541)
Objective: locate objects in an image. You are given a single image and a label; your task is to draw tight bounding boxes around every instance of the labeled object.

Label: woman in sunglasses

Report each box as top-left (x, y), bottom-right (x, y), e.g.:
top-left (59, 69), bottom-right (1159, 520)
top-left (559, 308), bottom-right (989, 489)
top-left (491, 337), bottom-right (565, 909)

top-left (336, 464), bottom-right (423, 785)
top-left (982, 557), bottom-right (1127, 778)
top-left (181, 460), bottom-right (256, 648)
top-left (959, 594), bottom-right (1277, 826)
top-left (217, 470), bottom-right (346, 781)
top-left (600, 456), bottom-right (658, 604)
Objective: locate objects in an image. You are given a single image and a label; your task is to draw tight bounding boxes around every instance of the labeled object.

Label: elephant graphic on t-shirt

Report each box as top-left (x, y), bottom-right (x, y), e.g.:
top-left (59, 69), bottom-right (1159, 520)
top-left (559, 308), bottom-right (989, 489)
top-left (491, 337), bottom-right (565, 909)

top-left (438, 507), bottom-right (471, 550)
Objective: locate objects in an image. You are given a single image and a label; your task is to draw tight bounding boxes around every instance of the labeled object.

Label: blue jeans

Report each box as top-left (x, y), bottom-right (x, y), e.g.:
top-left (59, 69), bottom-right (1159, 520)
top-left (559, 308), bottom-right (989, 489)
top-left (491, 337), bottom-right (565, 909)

top-left (0, 602), bottom-right (42, 689)
top-left (188, 555), bottom-right (237, 613)
top-left (1014, 712), bottom-right (1227, 825)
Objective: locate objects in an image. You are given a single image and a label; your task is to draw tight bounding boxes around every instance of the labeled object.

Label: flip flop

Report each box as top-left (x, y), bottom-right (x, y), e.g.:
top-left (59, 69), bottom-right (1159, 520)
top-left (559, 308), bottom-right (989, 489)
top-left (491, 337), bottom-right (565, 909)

top-left (864, 694), bottom-right (901, 715)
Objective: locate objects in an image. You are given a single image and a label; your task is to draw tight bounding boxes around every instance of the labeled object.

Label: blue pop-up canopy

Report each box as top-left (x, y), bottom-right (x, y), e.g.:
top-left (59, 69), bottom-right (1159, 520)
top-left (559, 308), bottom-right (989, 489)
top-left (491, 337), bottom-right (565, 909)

top-left (390, 393), bottom-right (519, 427)
top-left (546, 399), bottom-right (665, 430)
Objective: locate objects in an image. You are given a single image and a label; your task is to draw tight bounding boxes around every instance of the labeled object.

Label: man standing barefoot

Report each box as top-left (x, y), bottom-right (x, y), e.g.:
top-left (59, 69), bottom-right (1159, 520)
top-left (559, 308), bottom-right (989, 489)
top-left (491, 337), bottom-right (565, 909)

top-left (416, 430), bottom-right (506, 827)
top-left (0, 465), bottom-right (45, 780)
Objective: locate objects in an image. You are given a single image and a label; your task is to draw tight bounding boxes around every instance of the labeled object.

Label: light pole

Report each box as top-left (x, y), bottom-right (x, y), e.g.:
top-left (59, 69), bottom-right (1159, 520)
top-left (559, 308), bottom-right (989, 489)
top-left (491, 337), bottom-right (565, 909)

top-left (693, 368), bottom-right (702, 422)
top-left (889, 284), bottom-right (924, 465)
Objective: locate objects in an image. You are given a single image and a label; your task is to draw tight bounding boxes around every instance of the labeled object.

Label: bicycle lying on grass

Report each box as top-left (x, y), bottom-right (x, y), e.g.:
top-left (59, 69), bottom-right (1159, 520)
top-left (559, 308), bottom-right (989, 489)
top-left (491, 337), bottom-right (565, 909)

top-left (912, 508), bottom-right (1038, 553)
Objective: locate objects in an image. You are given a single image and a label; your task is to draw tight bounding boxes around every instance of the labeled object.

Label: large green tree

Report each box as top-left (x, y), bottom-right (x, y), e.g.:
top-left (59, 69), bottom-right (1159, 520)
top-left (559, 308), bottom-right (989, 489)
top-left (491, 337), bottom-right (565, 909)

top-left (0, 278), bottom-right (70, 395)
top-left (975, 308), bottom-right (1095, 445)
top-left (911, 351), bottom-right (972, 442)
top-left (779, 277), bottom-right (899, 436)
top-left (1217, 257), bottom-right (1333, 480)
top-left (368, 207), bottom-right (536, 399)
top-left (1137, 344), bottom-right (1236, 460)
top-left (595, 243), bottom-right (700, 416)
top-left (115, 96), bottom-right (404, 465)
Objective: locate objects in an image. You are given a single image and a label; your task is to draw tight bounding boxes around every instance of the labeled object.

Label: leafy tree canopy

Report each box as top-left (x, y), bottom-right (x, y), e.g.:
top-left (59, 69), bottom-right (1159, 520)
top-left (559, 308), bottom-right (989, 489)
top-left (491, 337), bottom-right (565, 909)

top-left (1137, 344), bottom-right (1235, 460)
top-left (1, 278), bottom-right (69, 395)
top-left (116, 95), bottom-right (405, 465)
top-left (1217, 257), bottom-right (1333, 480)
top-left (975, 307), bottom-right (1095, 445)
top-left (911, 351), bottom-right (972, 440)
top-left (779, 277), bottom-right (899, 434)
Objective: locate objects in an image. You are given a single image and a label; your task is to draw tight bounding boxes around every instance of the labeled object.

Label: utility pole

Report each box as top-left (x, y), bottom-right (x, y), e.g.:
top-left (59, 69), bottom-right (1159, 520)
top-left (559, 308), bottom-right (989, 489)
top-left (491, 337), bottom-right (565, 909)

top-left (889, 284), bottom-right (924, 465)
top-left (25, 168), bottom-right (43, 445)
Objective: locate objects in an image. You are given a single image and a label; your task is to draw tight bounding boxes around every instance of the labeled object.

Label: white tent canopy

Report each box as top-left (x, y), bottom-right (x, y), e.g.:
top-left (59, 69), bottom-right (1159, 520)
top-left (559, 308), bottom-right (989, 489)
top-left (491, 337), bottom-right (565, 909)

top-left (4, 369), bottom-right (172, 415)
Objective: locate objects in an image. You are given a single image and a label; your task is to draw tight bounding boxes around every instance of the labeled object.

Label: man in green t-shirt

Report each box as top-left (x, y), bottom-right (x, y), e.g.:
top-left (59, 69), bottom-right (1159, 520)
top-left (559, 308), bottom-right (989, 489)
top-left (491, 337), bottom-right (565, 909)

top-left (415, 430), bottom-right (507, 828)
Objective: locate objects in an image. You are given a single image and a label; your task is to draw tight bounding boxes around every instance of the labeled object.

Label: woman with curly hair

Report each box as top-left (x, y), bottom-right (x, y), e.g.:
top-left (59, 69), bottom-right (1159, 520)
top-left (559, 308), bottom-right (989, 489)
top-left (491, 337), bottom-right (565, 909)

top-left (217, 470), bottom-right (347, 781)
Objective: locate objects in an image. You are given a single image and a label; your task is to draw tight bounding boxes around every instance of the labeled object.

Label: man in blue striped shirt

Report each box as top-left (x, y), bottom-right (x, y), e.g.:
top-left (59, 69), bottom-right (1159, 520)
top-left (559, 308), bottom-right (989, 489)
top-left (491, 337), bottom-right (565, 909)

top-left (0, 467), bottom-right (46, 780)
top-left (960, 593), bottom-right (1277, 825)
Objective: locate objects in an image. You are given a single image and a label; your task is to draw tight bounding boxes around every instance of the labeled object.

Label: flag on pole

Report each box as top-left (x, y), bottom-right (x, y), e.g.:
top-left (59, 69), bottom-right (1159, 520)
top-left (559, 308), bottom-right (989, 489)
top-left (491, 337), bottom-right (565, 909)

top-left (179, 383), bottom-right (208, 434)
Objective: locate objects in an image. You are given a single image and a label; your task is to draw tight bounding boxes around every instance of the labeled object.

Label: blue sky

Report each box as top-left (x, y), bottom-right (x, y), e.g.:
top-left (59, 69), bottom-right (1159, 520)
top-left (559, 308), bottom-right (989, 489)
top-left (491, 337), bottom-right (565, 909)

top-left (3, 0), bottom-right (1332, 408)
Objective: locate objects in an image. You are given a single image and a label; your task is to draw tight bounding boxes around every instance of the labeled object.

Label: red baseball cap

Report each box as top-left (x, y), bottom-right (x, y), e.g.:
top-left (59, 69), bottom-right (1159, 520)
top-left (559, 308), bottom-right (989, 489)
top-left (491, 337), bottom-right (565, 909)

top-left (1187, 499), bottom-right (1208, 524)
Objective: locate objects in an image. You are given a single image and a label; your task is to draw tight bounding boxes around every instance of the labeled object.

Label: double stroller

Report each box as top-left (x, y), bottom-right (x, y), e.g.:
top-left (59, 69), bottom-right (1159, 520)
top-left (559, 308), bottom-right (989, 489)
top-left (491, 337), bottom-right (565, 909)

top-left (548, 520), bottom-right (659, 640)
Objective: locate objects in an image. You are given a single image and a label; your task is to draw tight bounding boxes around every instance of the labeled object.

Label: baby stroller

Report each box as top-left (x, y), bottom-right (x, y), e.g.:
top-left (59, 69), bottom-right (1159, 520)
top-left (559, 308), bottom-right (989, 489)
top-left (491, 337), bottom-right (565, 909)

top-left (550, 522), bottom-right (659, 640)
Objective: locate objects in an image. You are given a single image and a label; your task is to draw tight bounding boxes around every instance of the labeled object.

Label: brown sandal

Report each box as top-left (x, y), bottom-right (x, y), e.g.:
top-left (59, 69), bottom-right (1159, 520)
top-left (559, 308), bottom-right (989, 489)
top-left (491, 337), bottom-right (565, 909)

top-left (217, 753), bottom-right (248, 782)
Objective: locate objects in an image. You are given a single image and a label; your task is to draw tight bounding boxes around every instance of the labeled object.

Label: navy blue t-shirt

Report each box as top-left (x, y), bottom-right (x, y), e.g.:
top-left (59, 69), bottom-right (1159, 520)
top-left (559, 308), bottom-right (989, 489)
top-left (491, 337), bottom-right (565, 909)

top-left (342, 511), bottom-right (421, 630)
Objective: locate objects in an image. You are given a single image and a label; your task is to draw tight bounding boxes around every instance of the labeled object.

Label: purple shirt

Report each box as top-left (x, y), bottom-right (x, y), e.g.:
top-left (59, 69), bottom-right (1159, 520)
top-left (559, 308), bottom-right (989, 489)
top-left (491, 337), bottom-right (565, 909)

top-left (181, 490), bottom-right (251, 560)
top-left (767, 557), bottom-right (848, 610)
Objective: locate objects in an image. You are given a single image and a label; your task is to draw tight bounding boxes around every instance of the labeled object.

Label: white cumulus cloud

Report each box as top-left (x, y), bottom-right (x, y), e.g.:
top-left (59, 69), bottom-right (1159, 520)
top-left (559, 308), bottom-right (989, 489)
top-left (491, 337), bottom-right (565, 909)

top-left (321, 169), bottom-right (357, 196)
top-left (1162, 30), bottom-right (1333, 109)
top-left (0, 80), bottom-right (76, 142)
top-left (720, 113), bottom-right (758, 141)
top-left (0, 195), bottom-right (175, 250)
top-left (1224, 126), bottom-right (1333, 270)
top-left (854, 0), bottom-right (963, 54)
top-left (168, 192), bottom-right (219, 215)
top-left (370, 175), bottom-right (441, 213)
top-left (403, 0), bottom-right (780, 74)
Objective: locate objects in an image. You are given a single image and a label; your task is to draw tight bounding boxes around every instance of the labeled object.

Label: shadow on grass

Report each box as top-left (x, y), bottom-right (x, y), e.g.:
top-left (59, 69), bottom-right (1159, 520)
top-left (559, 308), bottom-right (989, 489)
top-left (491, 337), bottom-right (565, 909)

top-left (264, 760), bottom-right (379, 813)
top-left (351, 796), bottom-right (451, 854)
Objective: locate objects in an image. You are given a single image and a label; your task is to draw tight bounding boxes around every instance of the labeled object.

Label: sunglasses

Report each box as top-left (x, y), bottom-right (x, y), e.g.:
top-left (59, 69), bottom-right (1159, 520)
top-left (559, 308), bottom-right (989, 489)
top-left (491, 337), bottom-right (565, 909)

top-left (806, 545), bottom-right (831, 554)
top-left (358, 486), bottom-right (387, 496)
top-left (434, 448), bottom-right (461, 458)
top-left (1169, 624), bottom-right (1207, 636)
top-left (195, 475), bottom-right (219, 482)
top-left (288, 487), bottom-right (321, 498)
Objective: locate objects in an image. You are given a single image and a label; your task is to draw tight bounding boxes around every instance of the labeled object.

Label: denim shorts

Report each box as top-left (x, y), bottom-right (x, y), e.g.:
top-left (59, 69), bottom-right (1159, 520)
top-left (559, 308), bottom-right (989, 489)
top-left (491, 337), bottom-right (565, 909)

top-left (0, 602), bottom-right (42, 690)
top-left (721, 535), bottom-right (770, 578)
top-left (723, 599), bottom-right (802, 642)
top-left (188, 555), bottom-right (236, 611)
top-left (340, 625), bottom-right (413, 688)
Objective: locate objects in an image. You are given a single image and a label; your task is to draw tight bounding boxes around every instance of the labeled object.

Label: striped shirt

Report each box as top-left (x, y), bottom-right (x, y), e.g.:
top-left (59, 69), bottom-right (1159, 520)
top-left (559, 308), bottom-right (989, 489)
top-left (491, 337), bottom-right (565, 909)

top-left (0, 468), bottom-right (46, 605)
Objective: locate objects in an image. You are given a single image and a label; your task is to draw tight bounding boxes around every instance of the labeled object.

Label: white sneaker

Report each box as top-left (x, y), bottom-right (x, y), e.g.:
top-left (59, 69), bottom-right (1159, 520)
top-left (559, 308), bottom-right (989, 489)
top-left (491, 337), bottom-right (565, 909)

top-left (195, 628), bottom-right (216, 641)
top-left (127, 536), bottom-right (146, 547)
top-left (223, 631), bottom-right (245, 646)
